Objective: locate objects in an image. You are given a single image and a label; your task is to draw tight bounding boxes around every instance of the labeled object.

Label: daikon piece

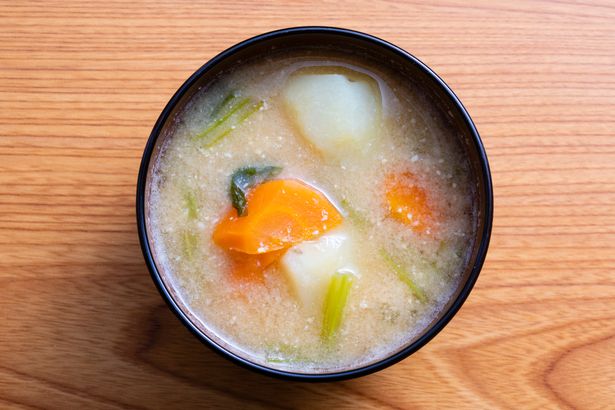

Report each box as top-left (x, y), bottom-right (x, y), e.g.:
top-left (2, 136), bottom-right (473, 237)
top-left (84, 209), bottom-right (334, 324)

top-left (280, 228), bottom-right (356, 311)
top-left (283, 72), bottom-right (381, 158)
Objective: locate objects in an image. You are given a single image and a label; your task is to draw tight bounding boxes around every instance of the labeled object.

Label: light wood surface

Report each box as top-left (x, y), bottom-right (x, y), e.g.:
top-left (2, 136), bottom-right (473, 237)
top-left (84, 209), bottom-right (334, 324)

top-left (1, 1), bottom-right (614, 408)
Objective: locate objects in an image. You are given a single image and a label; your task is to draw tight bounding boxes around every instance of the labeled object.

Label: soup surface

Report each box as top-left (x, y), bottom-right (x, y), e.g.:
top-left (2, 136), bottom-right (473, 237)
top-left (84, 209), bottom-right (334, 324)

top-left (148, 51), bottom-right (477, 373)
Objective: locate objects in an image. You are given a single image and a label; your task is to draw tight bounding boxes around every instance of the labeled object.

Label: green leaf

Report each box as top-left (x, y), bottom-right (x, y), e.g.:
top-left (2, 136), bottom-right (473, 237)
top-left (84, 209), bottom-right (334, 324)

top-left (380, 248), bottom-right (427, 303)
top-left (192, 92), bottom-right (264, 147)
top-left (321, 271), bottom-right (354, 341)
top-left (230, 165), bottom-right (282, 216)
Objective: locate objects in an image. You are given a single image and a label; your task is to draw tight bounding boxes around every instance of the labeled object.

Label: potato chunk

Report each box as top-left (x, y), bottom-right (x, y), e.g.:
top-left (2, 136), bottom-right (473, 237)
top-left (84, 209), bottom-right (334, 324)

top-left (283, 72), bottom-right (381, 158)
top-left (280, 228), bottom-right (356, 312)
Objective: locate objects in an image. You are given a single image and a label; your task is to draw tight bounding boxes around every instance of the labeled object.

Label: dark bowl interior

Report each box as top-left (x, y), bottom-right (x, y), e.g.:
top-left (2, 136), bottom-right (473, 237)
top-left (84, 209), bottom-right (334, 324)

top-left (137, 27), bottom-right (493, 381)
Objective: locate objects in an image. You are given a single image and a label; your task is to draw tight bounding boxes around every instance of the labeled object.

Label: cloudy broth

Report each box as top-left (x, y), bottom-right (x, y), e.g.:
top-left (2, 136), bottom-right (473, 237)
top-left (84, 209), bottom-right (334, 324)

top-left (148, 51), bottom-right (476, 373)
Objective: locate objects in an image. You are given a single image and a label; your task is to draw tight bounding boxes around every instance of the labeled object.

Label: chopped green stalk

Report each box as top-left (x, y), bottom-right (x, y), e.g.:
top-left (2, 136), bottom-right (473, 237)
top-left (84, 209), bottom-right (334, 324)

top-left (199, 98), bottom-right (249, 142)
top-left (181, 230), bottom-right (198, 258)
top-left (200, 97), bottom-right (249, 143)
top-left (340, 202), bottom-right (434, 289)
top-left (265, 343), bottom-right (311, 364)
top-left (229, 165), bottom-right (282, 216)
top-left (204, 100), bottom-right (264, 148)
top-left (193, 95), bottom-right (247, 140)
top-left (265, 357), bottom-right (289, 364)
top-left (211, 92), bottom-right (238, 118)
top-left (193, 93), bottom-right (264, 147)
top-left (184, 191), bottom-right (198, 220)
top-left (340, 198), bottom-right (369, 228)
top-left (238, 99), bottom-right (264, 122)
top-left (380, 249), bottom-right (427, 303)
top-left (321, 272), bottom-right (354, 341)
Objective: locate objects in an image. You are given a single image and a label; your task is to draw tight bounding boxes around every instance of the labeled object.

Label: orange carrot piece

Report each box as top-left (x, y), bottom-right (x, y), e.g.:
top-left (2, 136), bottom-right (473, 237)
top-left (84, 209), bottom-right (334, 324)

top-left (385, 171), bottom-right (433, 233)
top-left (227, 249), bottom-right (286, 283)
top-left (213, 179), bottom-right (343, 254)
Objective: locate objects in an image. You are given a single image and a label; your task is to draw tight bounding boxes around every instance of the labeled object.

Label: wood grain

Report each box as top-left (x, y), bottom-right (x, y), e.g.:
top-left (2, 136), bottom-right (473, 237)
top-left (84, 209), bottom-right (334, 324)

top-left (1, 0), bottom-right (614, 408)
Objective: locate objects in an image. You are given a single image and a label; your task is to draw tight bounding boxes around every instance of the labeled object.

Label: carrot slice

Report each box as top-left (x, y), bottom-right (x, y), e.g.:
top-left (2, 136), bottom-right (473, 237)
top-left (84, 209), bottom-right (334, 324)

top-left (385, 171), bottom-right (433, 233)
top-left (213, 179), bottom-right (343, 254)
top-left (227, 249), bottom-right (286, 283)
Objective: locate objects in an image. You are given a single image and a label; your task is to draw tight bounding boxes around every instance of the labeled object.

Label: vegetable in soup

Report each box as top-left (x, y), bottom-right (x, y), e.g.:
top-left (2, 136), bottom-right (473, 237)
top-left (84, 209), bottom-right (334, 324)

top-left (148, 52), bottom-right (477, 373)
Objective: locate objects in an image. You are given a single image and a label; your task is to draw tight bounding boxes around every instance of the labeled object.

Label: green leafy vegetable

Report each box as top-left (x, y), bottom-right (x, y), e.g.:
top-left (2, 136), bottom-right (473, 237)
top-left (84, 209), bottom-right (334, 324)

top-left (193, 92), bottom-right (264, 147)
top-left (230, 165), bottom-right (282, 216)
top-left (380, 249), bottom-right (427, 303)
top-left (184, 191), bottom-right (198, 220)
top-left (321, 271), bottom-right (354, 341)
top-left (181, 230), bottom-right (198, 258)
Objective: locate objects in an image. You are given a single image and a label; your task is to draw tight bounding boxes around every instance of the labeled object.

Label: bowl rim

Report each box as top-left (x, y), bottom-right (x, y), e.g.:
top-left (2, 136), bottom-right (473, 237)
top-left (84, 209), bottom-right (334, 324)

top-left (136, 26), bottom-right (493, 382)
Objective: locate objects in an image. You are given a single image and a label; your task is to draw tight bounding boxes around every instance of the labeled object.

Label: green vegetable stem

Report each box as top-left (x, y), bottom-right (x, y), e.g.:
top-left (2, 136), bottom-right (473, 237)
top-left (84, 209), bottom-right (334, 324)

top-left (193, 92), bottom-right (264, 147)
top-left (184, 190), bottom-right (198, 220)
top-left (321, 271), bottom-right (354, 341)
top-left (380, 249), bottom-right (427, 303)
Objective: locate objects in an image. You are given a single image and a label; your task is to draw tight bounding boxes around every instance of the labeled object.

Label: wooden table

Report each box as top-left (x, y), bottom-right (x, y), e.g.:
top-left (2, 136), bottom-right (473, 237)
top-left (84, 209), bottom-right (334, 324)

top-left (1, 1), bottom-right (614, 408)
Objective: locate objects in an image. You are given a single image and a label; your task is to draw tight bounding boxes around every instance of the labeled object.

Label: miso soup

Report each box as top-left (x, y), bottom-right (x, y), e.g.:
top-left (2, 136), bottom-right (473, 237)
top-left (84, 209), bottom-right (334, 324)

top-left (147, 51), bottom-right (477, 373)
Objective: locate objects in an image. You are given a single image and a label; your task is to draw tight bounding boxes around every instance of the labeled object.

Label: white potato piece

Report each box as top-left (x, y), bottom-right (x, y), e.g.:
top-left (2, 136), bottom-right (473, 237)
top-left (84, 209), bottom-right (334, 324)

top-left (280, 227), bottom-right (357, 313)
top-left (282, 72), bottom-right (381, 158)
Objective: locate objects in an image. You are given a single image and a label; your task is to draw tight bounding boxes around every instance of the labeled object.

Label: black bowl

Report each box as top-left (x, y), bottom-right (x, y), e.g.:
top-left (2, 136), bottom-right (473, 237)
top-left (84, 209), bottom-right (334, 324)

top-left (136, 26), bottom-right (493, 381)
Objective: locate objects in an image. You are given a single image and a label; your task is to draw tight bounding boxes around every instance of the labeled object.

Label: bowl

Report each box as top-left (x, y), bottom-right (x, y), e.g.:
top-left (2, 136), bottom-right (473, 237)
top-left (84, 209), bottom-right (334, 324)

top-left (136, 26), bottom-right (493, 381)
